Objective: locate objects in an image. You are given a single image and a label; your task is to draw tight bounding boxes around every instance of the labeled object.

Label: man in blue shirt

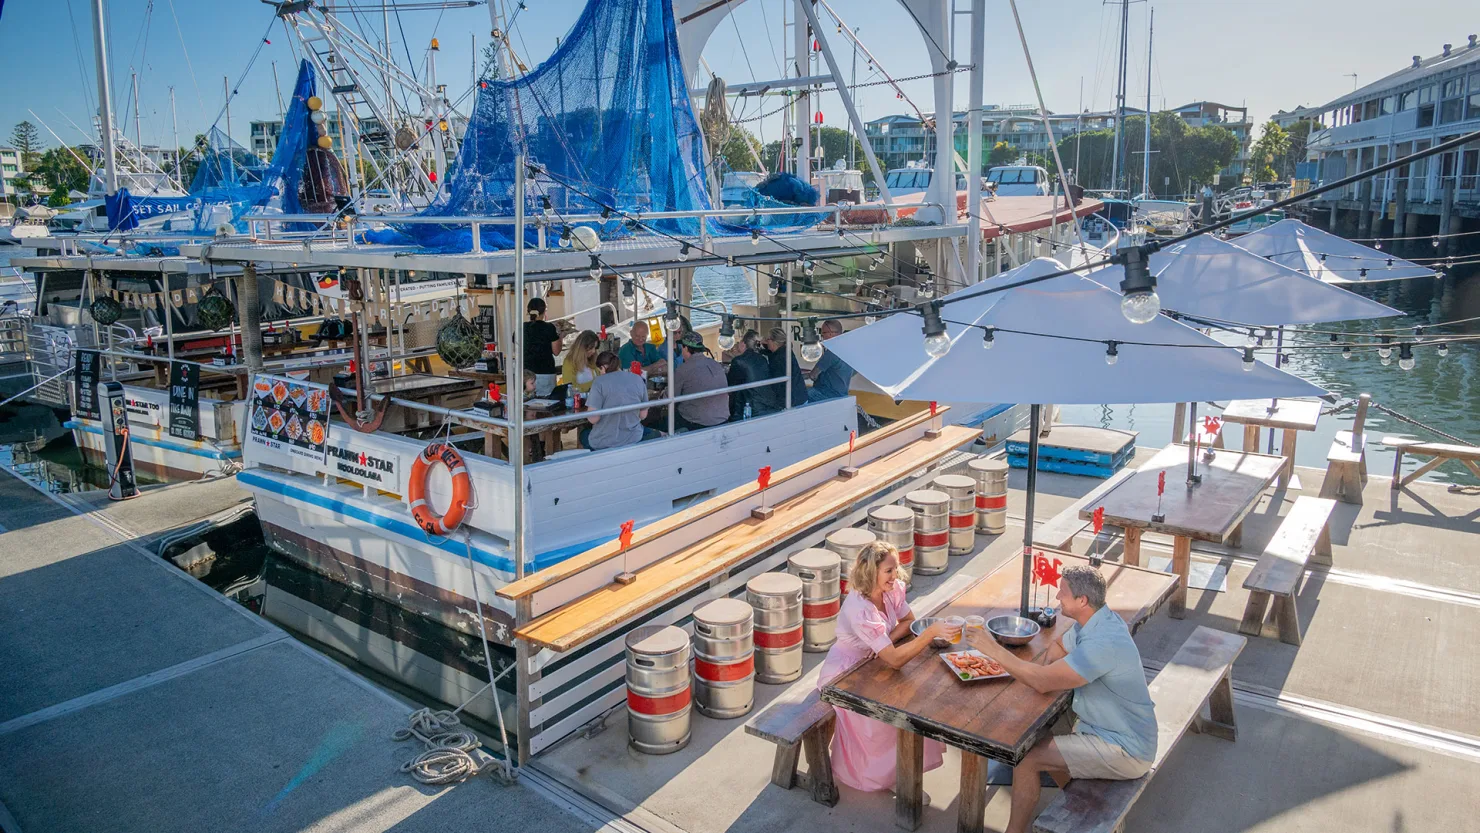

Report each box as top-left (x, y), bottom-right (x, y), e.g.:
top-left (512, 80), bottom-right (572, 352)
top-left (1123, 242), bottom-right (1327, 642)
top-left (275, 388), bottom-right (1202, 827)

top-left (968, 566), bottom-right (1157, 833)
top-left (807, 319), bottom-right (854, 402)
top-left (617, 319), bottom-right (667, 375)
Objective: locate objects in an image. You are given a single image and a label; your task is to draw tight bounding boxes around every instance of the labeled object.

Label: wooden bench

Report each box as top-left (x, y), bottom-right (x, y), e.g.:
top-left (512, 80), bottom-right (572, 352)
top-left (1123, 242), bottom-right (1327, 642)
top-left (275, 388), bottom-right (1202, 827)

top-left (1036, 468), bottom-right (1135, 551)
top-left (1383, 436), bottom-right (1480, 489)
top-left (1320, 394), bottom-right (1369, 505)
top-left (1238, 496), bottom-right (1336, 646)
top-left (743, 572), bottom-right (977, 806)
top-left (1033, 626), bottom-right (1245, 833)
top-left (744, 684), bottom-right (839, 806)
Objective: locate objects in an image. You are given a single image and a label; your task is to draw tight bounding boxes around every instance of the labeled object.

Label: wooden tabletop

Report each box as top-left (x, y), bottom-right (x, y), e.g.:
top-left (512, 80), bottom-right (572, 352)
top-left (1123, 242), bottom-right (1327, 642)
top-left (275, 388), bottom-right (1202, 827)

top-left (1219, 398), bottom-right (1322, 432)
top-left (821, 551), bottom-right (1176, 764)
top-left (1079, 443), bottom-right (1286, 542)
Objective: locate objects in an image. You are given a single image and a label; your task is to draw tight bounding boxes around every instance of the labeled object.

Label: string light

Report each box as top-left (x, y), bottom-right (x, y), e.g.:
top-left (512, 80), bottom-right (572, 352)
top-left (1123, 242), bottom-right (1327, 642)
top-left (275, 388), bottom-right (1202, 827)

top-left (589, 255), bottom-right (602, 279)
top-left (1377, 336), bottom-right (1392, 360)
top-left (1398, 342), bottom-right (1415, 371)
top-left (1342, 345), bottom-right (1353, 359)
top-left (767, 272), bottom-right (782, 297)
top-left (1242, 345), bottom-right (1255, 371)
top-left (800, 318), bottom-right (824, 362)
top-left (1438, 341), bottom-right (1450, 357)
top-left (718, 315), bottom-right (736, 350)
top-left (920, 301), bottom-right (950, 358)
top-left (1245, 329), bottom-right (1259, 348)
top-left (982, 327), bottom-right (996, 350)
top-left (750, 229), bottom-right (761, 246)
top-left (677, 242), bottom-right (690, 261)
top-left (664, 300), bottom-right (681, 334)
top-left (1105, 340), bottom-right (1120, 366)
top-left (621, 277), bottom-right (634, 298)
top-left (1117, 244), bottom-right (1160, 324)
top-left (1359, 268), bottom-right (1368, 278)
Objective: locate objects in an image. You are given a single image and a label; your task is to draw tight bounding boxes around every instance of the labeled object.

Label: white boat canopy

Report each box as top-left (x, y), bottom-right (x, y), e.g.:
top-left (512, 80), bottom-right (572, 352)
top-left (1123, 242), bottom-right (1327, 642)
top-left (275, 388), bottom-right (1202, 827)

top-left (1235, 218), bottom-right (1436, 283)
top-left (1085, 233), bottom-right (1403, 325)
top-left (826, 258), bottom-right (1327, 406)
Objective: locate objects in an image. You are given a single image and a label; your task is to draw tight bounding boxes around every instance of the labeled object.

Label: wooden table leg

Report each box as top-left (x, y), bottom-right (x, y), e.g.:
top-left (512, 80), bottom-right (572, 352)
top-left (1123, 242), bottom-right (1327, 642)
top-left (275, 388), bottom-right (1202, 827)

top-left (1242, 424), bottom-right (1260, 453)
top-left (1278, 428), bottom-right (1298, 488)
top-left (1169, 535), bottom-right (1192, 619)
top-left (957, 752), bottom-right (988, 833)
top-left (1122, 527), bottom-right (1143, 567)
top-left (895, 729), bottom-right (924, 831)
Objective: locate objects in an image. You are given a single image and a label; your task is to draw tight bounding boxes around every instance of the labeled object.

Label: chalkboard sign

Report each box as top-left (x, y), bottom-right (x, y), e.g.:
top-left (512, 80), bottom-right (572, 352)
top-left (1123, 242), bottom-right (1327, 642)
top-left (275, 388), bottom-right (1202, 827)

top-left (167, 361), bottom-right (200, 440)
top-left (74, 350), bottom-right (102, 420)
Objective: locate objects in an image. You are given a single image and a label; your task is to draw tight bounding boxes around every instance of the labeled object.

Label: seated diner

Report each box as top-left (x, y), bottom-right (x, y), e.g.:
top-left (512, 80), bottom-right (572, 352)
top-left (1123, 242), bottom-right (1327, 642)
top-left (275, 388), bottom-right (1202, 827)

top-left (967, 566), bottom-right (1157, 833)
top-left (819, 541), bottom-right (960, 792)
top-left (668, 332), bottom-right (730, 433)
top-left (562, 330), bottom-right (601, 394)
top-left (618, 318), bottom-right (667, 376)
top-left (579, 351), bottom-right (661, 451)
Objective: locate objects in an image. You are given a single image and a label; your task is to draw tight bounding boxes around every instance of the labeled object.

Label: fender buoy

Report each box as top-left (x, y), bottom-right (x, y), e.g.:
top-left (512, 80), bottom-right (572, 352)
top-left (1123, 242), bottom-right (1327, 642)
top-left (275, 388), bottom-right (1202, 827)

top-left (408, 442), bottom-right (472, 535)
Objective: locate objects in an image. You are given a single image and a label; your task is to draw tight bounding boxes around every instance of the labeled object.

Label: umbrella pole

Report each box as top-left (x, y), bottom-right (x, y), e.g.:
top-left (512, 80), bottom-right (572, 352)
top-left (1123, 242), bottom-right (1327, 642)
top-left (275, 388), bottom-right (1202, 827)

top-left (1268, 326), bottom-right (1284, 454)
top-left (1021, 404), bottom-right (1040, 618)
top-left (1187, 401), bottom-right (1202, 485)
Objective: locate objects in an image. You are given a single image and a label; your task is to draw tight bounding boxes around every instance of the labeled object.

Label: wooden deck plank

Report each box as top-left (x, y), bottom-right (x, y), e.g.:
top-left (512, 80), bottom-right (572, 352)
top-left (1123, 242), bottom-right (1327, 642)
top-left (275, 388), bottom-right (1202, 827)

top-left (498, 408), bottom-right (940, 602)
top-left (515, 424), bottom-right (979, 651)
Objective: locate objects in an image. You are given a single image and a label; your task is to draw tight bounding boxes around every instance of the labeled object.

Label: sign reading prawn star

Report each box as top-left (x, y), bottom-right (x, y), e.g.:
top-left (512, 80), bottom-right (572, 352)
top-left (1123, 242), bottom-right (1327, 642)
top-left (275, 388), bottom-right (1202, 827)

top-left (248, 373), bottom-right (331, 464)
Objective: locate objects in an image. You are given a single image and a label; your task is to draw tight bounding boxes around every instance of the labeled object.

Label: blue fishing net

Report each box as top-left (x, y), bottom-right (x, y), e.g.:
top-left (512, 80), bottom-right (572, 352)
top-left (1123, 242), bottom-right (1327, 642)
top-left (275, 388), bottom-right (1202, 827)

top-left (379, 0), bottom-right (818, 252)
top-left (107, 60), bottom-right (317, 239)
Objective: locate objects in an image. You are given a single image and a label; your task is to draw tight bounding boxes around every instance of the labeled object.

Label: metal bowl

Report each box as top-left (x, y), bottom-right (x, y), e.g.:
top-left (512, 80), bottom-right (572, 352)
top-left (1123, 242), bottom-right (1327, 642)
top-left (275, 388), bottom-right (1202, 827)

top-left (987, 615), bottom-right (1041, 647)
top-left (910, 617), bottom-right (953, 649)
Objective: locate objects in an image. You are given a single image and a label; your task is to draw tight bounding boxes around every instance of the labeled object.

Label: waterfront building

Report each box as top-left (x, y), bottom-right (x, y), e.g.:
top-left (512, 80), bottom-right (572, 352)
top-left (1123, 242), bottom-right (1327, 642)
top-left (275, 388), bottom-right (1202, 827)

top-left (1304, 36), bottom-right (1480, 239)
top-left (0, 146), bottom-right (24, 200)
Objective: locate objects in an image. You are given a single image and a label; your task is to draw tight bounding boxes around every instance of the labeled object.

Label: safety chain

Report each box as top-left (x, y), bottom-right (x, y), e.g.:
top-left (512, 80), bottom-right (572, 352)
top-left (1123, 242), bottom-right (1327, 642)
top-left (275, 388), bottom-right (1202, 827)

top-left (1320, 398), bottom-right (1359, 417)
top-left (1370, 402), bottom-right (1476, 447)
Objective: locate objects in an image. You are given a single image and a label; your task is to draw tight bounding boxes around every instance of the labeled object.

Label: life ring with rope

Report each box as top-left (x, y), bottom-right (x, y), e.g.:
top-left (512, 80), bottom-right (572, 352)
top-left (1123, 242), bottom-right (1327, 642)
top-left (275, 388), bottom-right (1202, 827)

top-left (408, 442), bottom-right (472, 536)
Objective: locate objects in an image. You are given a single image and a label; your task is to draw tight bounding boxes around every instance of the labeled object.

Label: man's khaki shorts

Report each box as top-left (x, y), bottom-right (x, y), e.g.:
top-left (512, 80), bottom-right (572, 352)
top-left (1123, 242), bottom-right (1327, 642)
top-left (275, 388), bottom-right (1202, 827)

top-left (1053, 732), bottom-right (1152, 780)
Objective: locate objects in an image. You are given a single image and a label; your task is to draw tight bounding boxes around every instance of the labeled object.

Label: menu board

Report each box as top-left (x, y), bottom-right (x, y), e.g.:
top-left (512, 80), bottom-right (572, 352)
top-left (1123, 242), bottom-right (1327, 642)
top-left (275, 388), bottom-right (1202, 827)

top-left (167, 361), bottom-right (200, 440)
top-left (74, 350), bottom-right (102, 420)
top-left (247, 373), bottom-right (330, 464)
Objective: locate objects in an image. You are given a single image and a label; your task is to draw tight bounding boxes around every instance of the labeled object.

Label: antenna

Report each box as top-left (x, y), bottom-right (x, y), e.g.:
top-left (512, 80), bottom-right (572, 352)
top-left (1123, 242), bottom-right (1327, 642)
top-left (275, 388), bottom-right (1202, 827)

top-left (1344, 73), bottom-right (1358, 91)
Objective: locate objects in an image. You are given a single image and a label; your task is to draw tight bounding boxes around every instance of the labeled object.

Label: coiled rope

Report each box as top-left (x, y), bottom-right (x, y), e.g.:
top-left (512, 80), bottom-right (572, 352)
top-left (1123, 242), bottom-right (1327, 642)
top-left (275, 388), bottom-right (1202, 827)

top-left (392, 708), bottom-right (489, 786)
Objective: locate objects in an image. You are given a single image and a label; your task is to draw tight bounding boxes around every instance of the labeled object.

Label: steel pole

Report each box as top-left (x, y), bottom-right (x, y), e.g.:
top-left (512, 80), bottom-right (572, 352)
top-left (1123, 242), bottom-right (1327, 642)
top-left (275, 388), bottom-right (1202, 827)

top-left (90, 0), bottom-right (120, 195)
top-left (1020, 404), bottom-right (1040, 618)
top-left (512, 156), bottom-right (527, 580)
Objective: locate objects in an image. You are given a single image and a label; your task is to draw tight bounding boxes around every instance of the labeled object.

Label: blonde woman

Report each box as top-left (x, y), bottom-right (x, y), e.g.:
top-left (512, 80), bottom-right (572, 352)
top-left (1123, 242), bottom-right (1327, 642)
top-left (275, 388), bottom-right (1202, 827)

top-left (818, 541), bottom-right (957, 792)
top-left (561, 330), bottom-right (600, 393)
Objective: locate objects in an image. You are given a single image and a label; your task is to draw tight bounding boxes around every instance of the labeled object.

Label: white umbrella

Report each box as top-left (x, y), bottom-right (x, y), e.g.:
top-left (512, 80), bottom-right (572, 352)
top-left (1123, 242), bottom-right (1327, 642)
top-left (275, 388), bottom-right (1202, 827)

top-left (827, 257), bottom-right (1326, 617)
top-left (1086, 232), bottom-right (1403, 325)
top-left (1236, 218), bottom-right (1436, 283)
top-left (828, 258), bottom-right (1327, 406)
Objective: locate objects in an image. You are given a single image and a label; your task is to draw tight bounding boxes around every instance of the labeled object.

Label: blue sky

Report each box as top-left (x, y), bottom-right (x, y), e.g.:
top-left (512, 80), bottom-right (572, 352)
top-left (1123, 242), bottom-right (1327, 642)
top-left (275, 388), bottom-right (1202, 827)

top-left (0, 0), bottom-right (1472, 152)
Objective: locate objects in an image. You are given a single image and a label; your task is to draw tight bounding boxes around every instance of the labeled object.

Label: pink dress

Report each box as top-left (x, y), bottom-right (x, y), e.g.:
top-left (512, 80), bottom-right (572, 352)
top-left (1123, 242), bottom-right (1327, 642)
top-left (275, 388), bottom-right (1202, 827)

top-left (818, 579), bottom-right (945, 792)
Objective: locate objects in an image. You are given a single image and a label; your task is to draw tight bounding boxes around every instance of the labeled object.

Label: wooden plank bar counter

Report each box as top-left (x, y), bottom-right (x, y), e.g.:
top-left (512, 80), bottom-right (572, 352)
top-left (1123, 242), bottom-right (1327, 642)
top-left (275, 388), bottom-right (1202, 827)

top-left (822, 551), bottom-right (1176, 833)
top-left (501, 410), bottom-right (978, 653)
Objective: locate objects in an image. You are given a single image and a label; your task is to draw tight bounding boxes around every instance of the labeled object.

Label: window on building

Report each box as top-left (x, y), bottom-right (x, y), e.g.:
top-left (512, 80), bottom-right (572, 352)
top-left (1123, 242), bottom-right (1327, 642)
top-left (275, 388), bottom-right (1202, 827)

top-left (1419, 85), bottom-right (1435, 104)
top-left (1363, 100), bottom-right (1379, 120)
top-left (1418, 104), bottom-right (1435, 128)
top-left (1380, 96), bottom-right (1394, 116)
top-left (1469, 73), bottom-right (1480, 120)
top-left (1440, 76), bottom-right (1465, 123)
top-left (1441, 79), bottom-right (1461, 99)
top-left (1399, 89), bottom-right (1417, 111)
top-left (2, 164), bottom-right (16, 173)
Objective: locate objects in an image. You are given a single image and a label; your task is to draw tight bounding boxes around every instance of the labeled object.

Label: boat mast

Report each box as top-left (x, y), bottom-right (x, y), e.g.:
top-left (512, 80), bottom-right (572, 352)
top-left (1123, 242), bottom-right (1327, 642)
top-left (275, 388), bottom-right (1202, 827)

top-left (91, 0), bottom-right (119, 195)
top-left (1109, 0), bottom-right (1129, 193)
top-left (170, 86), bottom-right (182, 190)
top-left (1142, 8), bottom-right (1153, 198)
top-left (131, 71), bottom-right (142, 162)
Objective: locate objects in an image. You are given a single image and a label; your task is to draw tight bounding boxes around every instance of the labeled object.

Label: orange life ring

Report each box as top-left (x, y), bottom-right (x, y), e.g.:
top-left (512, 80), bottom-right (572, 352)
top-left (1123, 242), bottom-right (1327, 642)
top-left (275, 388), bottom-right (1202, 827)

top-left (408, 442), bottom-right (472, 535)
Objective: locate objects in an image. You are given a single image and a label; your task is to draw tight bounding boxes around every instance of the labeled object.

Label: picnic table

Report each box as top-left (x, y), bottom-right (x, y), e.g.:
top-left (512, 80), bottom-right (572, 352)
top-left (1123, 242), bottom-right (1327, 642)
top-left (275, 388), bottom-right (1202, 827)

top-left (1219, 398), bottom-right (1322, 489)
top-left (1080, 443), bottom-right (1286, 618)
top-left (476, 399), bottom-right (568, 462)
top-left (821, 551), bottom-right (1177, 833)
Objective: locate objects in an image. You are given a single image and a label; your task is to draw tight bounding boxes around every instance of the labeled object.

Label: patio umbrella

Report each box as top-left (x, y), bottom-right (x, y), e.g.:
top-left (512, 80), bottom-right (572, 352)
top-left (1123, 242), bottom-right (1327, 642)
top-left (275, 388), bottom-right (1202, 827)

top-left (1085, 232), bottom-right (1403, 325)
top-left (1236, 218), bottom-right (1436, 283)
top-left (825, 257), bottom-right (1326, 617)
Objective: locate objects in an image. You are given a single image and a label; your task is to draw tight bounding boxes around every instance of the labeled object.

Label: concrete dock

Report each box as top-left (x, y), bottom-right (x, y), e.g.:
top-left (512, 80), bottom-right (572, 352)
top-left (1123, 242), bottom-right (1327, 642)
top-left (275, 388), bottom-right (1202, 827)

top-left (0, 471), bottom-right (612, 833)
top-left (531, 450), bottom-right (1480, 833)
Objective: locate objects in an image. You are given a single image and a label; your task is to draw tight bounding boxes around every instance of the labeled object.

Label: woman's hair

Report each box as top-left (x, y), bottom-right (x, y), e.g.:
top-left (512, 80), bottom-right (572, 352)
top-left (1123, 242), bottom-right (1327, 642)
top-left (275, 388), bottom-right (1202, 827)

top-left (527, 297), bottom-right (546, 320)
top-left (522, 369), bottom-right (536, 384)
top-left (767, 326), bottom-right (788, 345)
top-left (568, 330), bottom-right (600, 376)
top-left (595, 350), bottom-right (619, 373)
top-left (850, 541), bottom-right (899, 597)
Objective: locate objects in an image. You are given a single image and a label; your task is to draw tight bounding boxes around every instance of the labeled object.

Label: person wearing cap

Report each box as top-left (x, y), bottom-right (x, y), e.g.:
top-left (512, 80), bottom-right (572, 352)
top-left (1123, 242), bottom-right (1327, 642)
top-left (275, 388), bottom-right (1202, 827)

top-left (523, 297), bottom-right (562, 397)
top-left (667, 331), bottom-right (729, 432)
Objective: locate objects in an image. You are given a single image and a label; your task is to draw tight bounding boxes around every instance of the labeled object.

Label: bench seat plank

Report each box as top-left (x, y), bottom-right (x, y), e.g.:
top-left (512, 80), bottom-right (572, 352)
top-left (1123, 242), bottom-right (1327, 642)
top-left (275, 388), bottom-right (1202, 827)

top-left (1244, 497), bottom-right (1336, 596)
top-left (1036, 468), bottom-right (1135, 550)
top-left (1033, 626), bottom-right (1246, 833)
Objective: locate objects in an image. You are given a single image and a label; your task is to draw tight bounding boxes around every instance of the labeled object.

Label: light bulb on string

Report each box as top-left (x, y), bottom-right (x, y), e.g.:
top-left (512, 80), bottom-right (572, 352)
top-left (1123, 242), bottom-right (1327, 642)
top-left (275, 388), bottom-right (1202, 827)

top-left (664, 300), bottom-right (681, 334)
top-left (621, 278), bottom-right (634, 299)
top-left (677, 242), bottom-right (690, 262)
top-left (920, 301), bottom-right (950, 358)
top-left (1433, 237), bottom-right (1441, 248)
top-left (589, 255), bottom-right (602, 279)
top-left (767, 274), bottom-right (781, 297)
top-left (717, 315), bottom-right (736, 350)
top-left (1438, 341), bottom-right (1450, 357)
top-left (982, 327), bottom-right (996, 350)
top-left (1117, 244), bottom-right (1160, 324)
top-left (803, 259), bottom-right (815, 277)
top-left (1342, 345), bottom-right (1353, 359)
top-left (1245, 329), bottom-right (1259, 348)
top-left (1377, 336), bottom-right (1392, 360)
top-left (750, 229), bottom-right (761, 246)
top-left (1398, 342), bottom-right (1415, 371)
top-left (1359, 268), bottom-right (1368, 278)
top-left (1242, 346), bottom-right (1256, 371)
top-left (1105, 341), bottom-right (1120, 366)
top-left (864, 304), bottom-right (880, 325)
top-left (800, 319), bottom-right (825, 363)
